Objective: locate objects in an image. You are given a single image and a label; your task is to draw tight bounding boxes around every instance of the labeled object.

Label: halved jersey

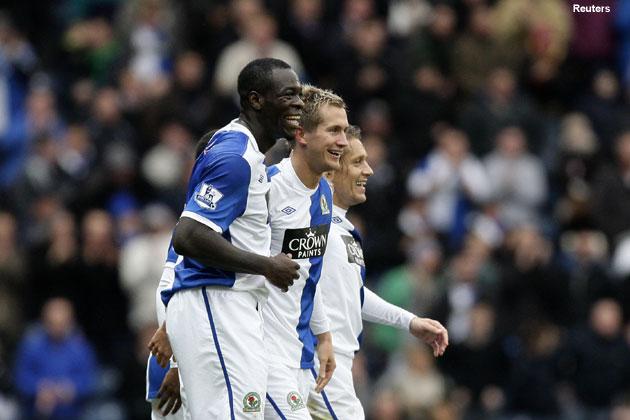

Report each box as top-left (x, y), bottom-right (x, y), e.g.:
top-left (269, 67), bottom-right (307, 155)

top-left (161, 120), bottom-right (271, 305)
top-left (263, 158), bottom-right (332, 369)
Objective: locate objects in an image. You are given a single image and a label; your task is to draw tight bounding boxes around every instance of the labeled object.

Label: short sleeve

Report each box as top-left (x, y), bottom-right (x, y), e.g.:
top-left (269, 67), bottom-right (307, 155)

top-left (181, 153), bottom-right (251, 233)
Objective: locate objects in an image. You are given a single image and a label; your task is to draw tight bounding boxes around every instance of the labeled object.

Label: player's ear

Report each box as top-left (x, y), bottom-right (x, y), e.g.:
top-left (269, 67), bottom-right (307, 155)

top-left (248, 91), bottom-right (264, 111)
top-left (294, 127), bottom-right (307, 146)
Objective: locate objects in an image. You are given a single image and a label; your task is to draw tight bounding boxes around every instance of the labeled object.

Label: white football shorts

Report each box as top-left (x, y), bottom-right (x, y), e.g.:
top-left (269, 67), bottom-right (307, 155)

top-left (166, 287), bottom-right (268, 419)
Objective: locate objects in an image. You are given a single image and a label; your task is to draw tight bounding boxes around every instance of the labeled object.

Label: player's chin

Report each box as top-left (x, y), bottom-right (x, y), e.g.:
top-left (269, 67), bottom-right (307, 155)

top-left (324, 157), bottom-right (342, 171)
top-left (280, 124), bottom-right (299, 140)
top-left (353, 191), bottom-right (367, 204)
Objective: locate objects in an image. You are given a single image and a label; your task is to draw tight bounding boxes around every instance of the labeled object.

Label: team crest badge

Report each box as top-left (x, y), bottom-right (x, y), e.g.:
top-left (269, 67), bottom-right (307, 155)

top-left (195, 183), bottom-right (223, 210)
top-left (243, 392), bottom-right (261, 412)
top-left (320, 195), bottom-right (330, 215)
top-left (287, 391), bottom-right (305, 411)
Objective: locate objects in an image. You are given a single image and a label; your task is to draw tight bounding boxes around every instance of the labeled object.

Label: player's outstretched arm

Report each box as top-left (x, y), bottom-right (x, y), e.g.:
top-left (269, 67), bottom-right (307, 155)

top-left (148, 322), bottom-right (172, 368)
top-left (173, 217), bottom-right (299, 291)
top-left (361, 287), bottom-right (449, 356)
top-left (157, 368), bottom-right (182, 416)
top-left (314, 331), bottom-right (335, 393)
top-left (409, 317), bottom-right (449, 357)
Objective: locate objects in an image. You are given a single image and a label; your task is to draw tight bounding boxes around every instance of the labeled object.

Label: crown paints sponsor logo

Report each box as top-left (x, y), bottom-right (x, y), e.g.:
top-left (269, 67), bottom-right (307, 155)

top-left (281, 224), bottom-right (330, 259)
top-left (572, 4), bottom-right (611, 12)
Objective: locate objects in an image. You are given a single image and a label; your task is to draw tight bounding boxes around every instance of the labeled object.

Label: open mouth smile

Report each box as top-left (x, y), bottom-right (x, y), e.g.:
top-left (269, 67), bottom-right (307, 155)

top-left (328, 150), bottom-right (343, 159)
top-left (284, 115), bottom-right (301, 129)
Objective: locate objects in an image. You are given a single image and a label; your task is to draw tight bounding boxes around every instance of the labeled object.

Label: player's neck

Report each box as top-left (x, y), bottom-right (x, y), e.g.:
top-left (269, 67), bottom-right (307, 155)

top-left (332, 196), bottom-right (349, 211)
top-left (238, 112), bottom-right (274, 152)
top-left (291, 153), bottom-right (321, 189)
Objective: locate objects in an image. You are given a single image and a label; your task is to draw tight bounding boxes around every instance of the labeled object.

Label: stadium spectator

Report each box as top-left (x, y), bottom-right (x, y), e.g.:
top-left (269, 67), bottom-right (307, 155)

top-left (451, 4), bottom-right (512, 97)
top-left (405, 3), bottom-right (457, 82)
top-left (577, 69), bottom-right (627, 156)
top-left (591, 129), bottom-right (630, 248)
top-left (151, 51), bottom-right (214, 135)
top-left (379, 343), bottom-right (447, 417)
top-left (14, 297), bottom-right (97, 420)
top-left (406, 127), bottom-right (492, 252)
top-left (563, 299), bottom-right (630, 419)
top-left (483, 125), bottom-right (548, 229)
top-left (75, 210), bottom-right (129, 365)
top-left (559, 229), bottom-right (615, 323)
top-left (336, 18), bottom-right (393, 112)
top-left (63, 16), bottom-right (121, 85)
top-left (140, 119), bottom-right (193, 211)
top-left (459, 66), bottom-right (543, 156)
top-left (551, 113), bottom-right (602, 230)
top-left (504, 321), bottom-right (563, 417)
top-left (370, 239), bottom-right (442, 355)
top-left (440, 302), bottom-right (508, 418)
top-left (281, 0), bottom-right (337, 86)
top-left (432, 246), bottom-right (499, 344)
top-left (213, 13), bottom-right (304, 100)
top-left (492, 0), bottom-right (572, 85)
top-left (119, 204), bottom-right (175, 333)
top-left (496, 225), bottom-right (571, 331)
top-left (0, 13), bottom-right (36, 197)
top-left (117, 0), bottom-right (178, 88)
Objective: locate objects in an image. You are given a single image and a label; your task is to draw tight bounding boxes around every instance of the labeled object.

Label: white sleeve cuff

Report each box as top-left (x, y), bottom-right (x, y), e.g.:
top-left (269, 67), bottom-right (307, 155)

top-left (180, 211), bottom-right (223, 233)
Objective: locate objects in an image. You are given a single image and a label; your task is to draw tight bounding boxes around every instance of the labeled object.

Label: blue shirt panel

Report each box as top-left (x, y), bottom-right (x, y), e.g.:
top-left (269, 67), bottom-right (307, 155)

top-left (298, 178), bottom-right (333, 368)
top-left (162, 131), bottom-right (251, 305)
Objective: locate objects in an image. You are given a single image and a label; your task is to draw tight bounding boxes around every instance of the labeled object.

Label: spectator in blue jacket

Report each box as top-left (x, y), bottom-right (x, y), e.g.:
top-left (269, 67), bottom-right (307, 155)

top-left (14, 297), bottom-right (97, 420)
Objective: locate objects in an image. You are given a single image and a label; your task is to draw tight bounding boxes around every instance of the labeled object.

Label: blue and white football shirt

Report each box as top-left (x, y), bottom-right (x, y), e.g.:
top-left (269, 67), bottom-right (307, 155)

top-left (161, 120), bottom-right (271, 305)
top-left (263, 157), bottom-right (332, 369)
top-left (317, 206), bottom-right (366, 358)
top-left (319, 206), bottom-right (415, 358)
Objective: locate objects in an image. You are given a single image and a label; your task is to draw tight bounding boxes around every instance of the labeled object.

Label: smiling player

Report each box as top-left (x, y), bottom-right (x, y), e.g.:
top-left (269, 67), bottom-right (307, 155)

top-left (308, 126), bottom-right (449, 420)
top-left (263, 85), bottom-right (349, 419)
top-left (160, 58), bottom-right (302, 419)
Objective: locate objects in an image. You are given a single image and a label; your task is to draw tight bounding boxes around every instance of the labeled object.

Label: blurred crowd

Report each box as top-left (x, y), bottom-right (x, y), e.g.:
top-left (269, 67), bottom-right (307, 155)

top-left (1, 0), bottom-right (630, 419)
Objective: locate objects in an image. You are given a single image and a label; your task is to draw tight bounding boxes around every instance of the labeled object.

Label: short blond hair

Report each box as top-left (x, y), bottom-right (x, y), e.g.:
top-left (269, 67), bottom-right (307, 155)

top-left (300, 84), bottom-right (346, 132)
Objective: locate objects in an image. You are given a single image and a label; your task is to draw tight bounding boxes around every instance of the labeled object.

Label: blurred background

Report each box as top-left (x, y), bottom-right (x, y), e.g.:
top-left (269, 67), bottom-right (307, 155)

top-left (0, 0), bottom-right (629, 419)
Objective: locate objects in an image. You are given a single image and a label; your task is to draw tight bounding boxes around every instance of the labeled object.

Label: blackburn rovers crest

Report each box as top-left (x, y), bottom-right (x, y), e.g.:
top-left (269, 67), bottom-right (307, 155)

top-left (243, 392), bottom-right (261, 412)
top-left (287, 391), bottom-right (305, 411)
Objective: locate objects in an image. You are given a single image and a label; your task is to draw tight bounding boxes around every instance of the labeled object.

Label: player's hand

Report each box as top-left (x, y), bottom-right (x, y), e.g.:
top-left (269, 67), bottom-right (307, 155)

top-left (157, 368), bottom-right (182, 416)
top-left (314, 332), bottom-right (336, 392)
top-left (264, 253), bottom-right (300, 292)
top-left (264, 138), bottom-right (292, 165)
top-left (148, 323), bottom-right (172, 368)
top-left (410, 317), bottom-right (449, 357)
